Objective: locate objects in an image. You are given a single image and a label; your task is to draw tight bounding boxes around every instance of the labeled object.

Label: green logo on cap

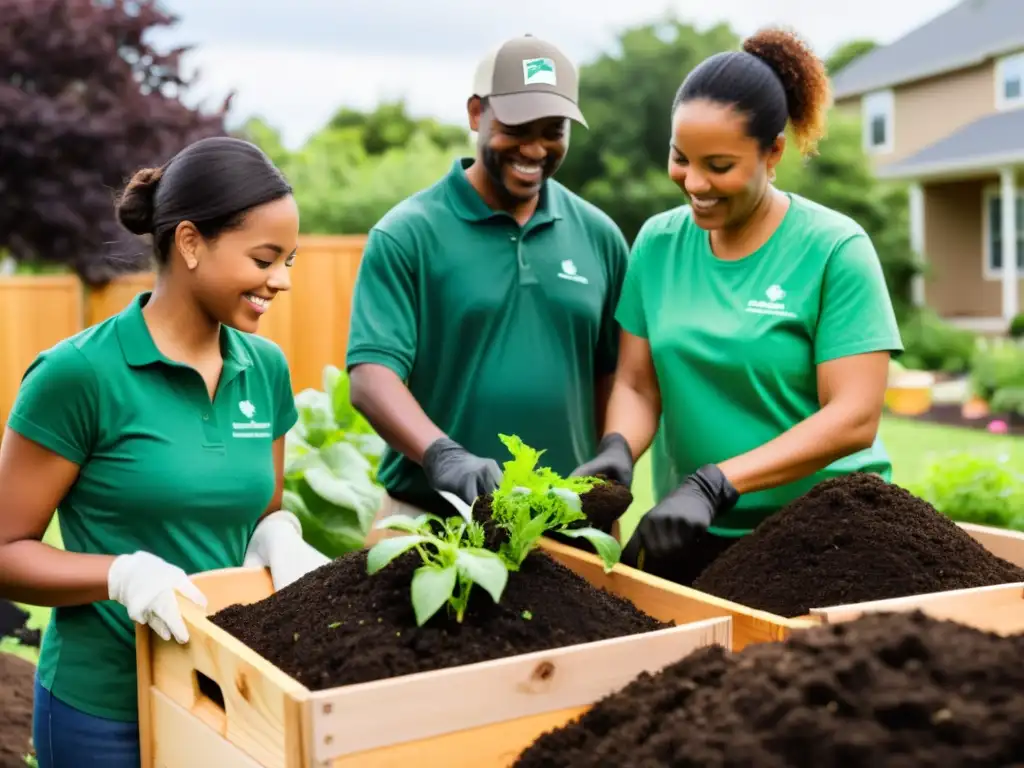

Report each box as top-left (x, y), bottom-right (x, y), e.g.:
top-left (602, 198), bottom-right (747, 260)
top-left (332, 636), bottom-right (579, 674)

top-left (522, 57), bottom-right (556, 86)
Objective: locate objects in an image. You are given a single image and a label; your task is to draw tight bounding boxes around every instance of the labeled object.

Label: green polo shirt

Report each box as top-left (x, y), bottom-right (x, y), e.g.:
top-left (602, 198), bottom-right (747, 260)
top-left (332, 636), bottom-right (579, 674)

top-left (620, 194), bottom-right (903, 536)
top-left (6, 291), bottom-right (298, 721)
top-left (346, 157), bottom-right (629, 511)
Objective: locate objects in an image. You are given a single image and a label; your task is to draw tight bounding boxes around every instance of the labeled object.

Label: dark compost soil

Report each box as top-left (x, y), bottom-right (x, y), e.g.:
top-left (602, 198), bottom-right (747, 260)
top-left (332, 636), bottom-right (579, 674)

top-left (513, 611), bottom-right (1024, 768)
top-left (211, 548), bottom-right (668, 691)
top-left (692, 473), bottom-right (1024, 617)
top-left (0, 653), bottom-right (35, 768)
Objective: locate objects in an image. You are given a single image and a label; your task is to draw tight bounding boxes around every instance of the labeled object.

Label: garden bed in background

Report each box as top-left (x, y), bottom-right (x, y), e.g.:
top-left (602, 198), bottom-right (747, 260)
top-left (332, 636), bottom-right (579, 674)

top-left (893, 404), bottom-right (1024, 436)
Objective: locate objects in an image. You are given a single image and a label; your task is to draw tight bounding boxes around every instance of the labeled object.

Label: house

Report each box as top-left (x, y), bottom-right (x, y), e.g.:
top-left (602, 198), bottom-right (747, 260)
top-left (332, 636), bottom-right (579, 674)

top-left (831, 0), bottom-right (1024, 332)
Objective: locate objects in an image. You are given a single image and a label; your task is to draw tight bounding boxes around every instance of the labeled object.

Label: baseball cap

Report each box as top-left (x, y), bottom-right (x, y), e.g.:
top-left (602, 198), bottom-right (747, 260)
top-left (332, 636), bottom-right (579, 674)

top-left (471, 34), bottom-right (587, 128)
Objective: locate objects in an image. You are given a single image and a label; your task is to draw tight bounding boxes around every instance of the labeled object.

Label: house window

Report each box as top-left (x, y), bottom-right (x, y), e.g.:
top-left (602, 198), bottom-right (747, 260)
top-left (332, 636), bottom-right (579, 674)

top-left (984, 190), bottom-right (1024, 277)
top-left (996, 52), bottom-right (1024, 109)
top-left (862, 90), bottom-right (894, 153)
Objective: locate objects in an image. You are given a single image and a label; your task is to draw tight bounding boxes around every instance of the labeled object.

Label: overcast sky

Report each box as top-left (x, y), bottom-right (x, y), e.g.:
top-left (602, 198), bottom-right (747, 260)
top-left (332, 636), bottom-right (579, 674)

top-left (157, 0), bottom-right (961, 148)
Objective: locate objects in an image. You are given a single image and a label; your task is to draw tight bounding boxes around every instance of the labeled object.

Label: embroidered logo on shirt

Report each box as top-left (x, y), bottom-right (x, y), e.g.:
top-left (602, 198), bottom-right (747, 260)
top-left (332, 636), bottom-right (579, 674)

top-left (233, 399), bottom-right (271, 439)
top-left (557, 259), bottom-right (589, 284)
top-left (745, 284), bottom-right (796, 318)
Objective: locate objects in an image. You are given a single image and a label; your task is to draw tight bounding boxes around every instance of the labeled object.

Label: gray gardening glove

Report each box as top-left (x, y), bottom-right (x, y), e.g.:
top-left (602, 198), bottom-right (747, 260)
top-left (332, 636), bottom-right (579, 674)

top-left (570, 432), bottom-right (634, 487)
top-left (422, 437), bottom-right (503, 505)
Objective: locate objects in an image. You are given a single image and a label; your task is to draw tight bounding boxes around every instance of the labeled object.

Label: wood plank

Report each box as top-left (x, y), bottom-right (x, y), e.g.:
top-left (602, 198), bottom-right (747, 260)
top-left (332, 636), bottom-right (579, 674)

top-left (539, 538), bottom-right (818, 649)
top-left (329, 707), bottom-right (590, 767)
top-left (958, 522), bottom-right (1024, 569)
top-left (305, 616), bottom-right (730, 763)
top-left (809, 581), bottom-right (1024, 635)
top-left (153, 568), bottom-right (311, 768)
top-left (151, 690), bottom-right (264, 768)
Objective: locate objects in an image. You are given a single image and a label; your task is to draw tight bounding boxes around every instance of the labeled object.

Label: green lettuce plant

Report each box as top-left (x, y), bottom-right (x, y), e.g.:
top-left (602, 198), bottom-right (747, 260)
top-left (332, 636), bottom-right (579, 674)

top-left (489, 434), bottom-right (622, 571)
top-left (367, 514), bottom-right (508, 626)
top-left (909, 451), bottom-right (1024, 530)
top-left (283, 365), bottom-right (386, 557)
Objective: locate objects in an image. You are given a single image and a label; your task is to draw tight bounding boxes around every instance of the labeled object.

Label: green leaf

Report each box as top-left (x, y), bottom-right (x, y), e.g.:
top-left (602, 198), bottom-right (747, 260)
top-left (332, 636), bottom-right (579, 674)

top-left (456, 549), bottom-right (509, 603)
top-left (375, 515), bottom-right (425, 534)
top-left (286, 485), bottom-right (366, 558)
top-left (367, 535), bottom-right (429, 574)
top-left (559, 527), bottom-right (623, 572)
top-left (411, 565), bottom-right (457, 626)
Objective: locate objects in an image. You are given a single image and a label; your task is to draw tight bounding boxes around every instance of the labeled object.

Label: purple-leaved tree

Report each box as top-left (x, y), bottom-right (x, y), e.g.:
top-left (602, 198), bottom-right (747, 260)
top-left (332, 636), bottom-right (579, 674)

top-left (0, 0), bottom-right (231, 284)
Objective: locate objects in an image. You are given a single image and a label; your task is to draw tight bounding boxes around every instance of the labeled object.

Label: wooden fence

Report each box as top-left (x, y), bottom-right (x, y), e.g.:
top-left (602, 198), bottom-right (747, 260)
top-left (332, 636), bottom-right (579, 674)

top-left (0, 235), bottom-right (366, 422)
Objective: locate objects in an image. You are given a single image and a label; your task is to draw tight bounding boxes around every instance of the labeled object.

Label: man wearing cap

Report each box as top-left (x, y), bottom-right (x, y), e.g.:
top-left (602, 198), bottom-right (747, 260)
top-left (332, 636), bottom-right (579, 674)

top-left (345, 35), bottom-right (630, 529)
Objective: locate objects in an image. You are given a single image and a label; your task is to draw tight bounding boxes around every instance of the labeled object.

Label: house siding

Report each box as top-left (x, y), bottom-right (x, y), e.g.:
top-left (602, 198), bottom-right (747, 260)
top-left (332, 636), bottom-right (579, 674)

top-left (922, 177), bottom-right (1017, 318)
top-left (841, 62), bottom-right (997, 169)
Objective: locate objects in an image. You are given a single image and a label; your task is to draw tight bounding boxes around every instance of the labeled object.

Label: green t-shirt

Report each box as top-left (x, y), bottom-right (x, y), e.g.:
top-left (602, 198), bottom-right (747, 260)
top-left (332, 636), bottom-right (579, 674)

top-left (346, 157), bottom-right (629, 510)
top-left (7, 292), bottom-right (298, 721)
top-left (618, 194), bottom-right (904, 536)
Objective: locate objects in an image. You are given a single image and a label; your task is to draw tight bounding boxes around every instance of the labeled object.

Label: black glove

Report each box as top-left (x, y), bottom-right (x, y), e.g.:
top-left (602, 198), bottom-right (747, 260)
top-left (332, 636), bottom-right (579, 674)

top-left (422, 437), bottom-right (503, 505)
top-left (635, 464), bottom-right (739, 561)
top-left (570, 432), bottom-right (634, 487)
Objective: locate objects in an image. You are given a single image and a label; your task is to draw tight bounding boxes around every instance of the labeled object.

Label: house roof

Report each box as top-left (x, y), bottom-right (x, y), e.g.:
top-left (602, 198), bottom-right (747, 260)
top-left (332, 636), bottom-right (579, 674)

top-left (831, 0), bottom-right (1024, 100)
top-left (875, 108), bottom-right (1024, 180)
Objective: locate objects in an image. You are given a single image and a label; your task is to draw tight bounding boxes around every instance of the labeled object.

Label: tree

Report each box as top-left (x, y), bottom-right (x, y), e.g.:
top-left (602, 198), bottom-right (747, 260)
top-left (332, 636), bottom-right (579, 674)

top-left (328, 100), bottom-right (469, 157)
top-left (0, 0), bottom-right (231, 284)
top-left (826, 39), bottom-right (878, 76)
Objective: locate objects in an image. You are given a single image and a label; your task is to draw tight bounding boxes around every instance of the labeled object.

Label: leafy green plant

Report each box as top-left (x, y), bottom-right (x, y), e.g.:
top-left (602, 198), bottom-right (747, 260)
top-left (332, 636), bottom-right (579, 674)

top-left (1009, 312), bottom-right (1024, 340)
top-left (489, 434), bottom-right (622, 571)
top-left (283, 365), bottom-right (386, 557)
top-left (366, 514), bottom-right (508, 626)
top-left (898, 308), bottom-right (978, 373)
top-left (969, 337), bottom-right (1024, 403)
top-left (909, 451), bottom-right (1024, 530)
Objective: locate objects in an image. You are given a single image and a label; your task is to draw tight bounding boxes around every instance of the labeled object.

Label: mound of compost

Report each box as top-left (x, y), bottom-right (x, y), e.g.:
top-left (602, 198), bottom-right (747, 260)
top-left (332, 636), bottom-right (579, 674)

top-left (211, 549), bottom-right (667, 691)
top-left (0, 653), bottom-right (35, 768)
top-left (692, 473), bottom-right (1024, 616)
top-left (514, 611), bottom-right (1024, 768)
top-left (472, 477), bottom-right (633, 550)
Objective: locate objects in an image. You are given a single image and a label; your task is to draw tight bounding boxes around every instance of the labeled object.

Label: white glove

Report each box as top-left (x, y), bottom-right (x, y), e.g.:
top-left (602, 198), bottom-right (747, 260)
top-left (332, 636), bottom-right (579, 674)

top-left (243, 510), bottom-right (331, 591)
top-left (108, 551), bottom-right (208, 644)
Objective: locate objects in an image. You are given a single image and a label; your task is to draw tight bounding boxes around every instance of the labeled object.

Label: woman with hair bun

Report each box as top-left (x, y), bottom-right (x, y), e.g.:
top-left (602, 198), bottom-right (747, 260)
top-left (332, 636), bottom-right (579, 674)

top-left (0, 136), bottom-right (329, 766)
top-left (572, 28), bottom-right (904, 584)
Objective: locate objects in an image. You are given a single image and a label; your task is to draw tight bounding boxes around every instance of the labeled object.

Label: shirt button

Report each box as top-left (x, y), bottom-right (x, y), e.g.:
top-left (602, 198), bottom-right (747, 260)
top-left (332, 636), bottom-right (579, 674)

top-left (510, 235), bottom-right (517, 241)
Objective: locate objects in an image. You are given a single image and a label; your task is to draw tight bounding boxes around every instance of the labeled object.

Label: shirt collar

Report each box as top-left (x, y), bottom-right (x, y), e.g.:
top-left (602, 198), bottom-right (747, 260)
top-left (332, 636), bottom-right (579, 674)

top-left (116, 291), bottom-right (253, 374)
top-left (444, 157), bottom-right (562, 226)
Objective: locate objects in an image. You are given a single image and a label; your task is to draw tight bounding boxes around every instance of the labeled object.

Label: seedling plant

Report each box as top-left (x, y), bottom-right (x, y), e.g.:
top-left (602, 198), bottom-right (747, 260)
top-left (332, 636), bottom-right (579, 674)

top-left (366, 433), bottom-right (623, 626)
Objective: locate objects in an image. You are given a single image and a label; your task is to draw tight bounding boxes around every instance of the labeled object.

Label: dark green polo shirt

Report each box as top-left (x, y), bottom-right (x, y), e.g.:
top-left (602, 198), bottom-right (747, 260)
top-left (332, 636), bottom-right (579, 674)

top-left (7, 291), bottom-right (298, 721)
top-left (346, 157), bottom-right (629, 511)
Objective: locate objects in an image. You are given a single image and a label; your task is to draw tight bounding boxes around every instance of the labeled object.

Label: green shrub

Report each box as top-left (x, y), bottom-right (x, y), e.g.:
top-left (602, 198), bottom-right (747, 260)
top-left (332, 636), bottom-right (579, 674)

top-left (969, 337), bottom-right (1024, 403)
top-left (1009, 312), bottom-right (1024, 339)
top-left (898, 309), bottom-right (978, 373)
top-left (909, 452), bottom-right (1024, 530)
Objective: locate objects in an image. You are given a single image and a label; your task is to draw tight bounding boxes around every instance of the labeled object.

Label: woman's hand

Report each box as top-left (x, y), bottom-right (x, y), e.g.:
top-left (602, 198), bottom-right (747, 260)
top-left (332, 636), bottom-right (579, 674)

top-left (107, 551), bottom-right (208, 644)
top-left (633, 465), bottom-right (739, 560)
top-left (244, 510), bottom-right (330, 591)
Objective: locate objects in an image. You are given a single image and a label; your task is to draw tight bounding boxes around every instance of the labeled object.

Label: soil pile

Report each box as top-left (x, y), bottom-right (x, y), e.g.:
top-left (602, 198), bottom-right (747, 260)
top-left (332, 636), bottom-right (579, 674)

top-left (0, 653), bottom-right (35, 768)
top-left (514, 611), bottom-right (1024, 768)
top-left (693, 473), bottom-right (1024, 616)
top-left (211, 549), bottom-right (667, 691)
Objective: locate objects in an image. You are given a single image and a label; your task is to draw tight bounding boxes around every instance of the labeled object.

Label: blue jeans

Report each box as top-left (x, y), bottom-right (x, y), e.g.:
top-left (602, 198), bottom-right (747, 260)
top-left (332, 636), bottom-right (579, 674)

top-left (33, 676), bottom-right (140, 768)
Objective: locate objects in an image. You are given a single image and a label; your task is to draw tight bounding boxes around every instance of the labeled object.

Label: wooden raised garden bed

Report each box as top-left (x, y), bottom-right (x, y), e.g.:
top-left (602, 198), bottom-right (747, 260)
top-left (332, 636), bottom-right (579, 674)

top-left (137, 538), bottom-right (749, 768)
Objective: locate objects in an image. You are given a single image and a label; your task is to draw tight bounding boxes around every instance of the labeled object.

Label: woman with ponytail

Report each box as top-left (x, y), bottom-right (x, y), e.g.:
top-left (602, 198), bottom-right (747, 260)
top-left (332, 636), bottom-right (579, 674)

top-left (572, 28), bottom-right (904, 584)
top-left (0, 136), bottom-right (329, 766)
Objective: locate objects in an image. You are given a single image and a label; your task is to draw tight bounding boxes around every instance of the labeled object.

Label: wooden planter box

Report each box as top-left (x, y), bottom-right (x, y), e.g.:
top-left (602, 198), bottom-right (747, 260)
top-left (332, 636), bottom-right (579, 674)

top-left (805, 523), bottom-right (1024, 635)
top-left (137, 538), bottom-right (750, 768)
